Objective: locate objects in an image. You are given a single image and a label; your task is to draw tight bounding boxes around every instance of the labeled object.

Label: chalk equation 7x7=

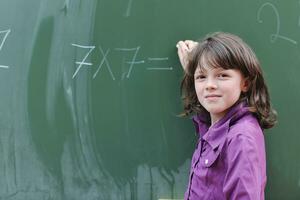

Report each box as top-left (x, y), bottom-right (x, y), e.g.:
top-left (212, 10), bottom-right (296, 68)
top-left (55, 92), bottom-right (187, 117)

top-left (71, 44), bottom-right (173, 80)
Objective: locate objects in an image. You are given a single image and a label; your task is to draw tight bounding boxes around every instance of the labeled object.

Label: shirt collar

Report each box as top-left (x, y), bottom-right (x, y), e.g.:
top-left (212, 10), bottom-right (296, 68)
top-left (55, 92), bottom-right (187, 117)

top-left (192, 100), bottom-right (250, 149)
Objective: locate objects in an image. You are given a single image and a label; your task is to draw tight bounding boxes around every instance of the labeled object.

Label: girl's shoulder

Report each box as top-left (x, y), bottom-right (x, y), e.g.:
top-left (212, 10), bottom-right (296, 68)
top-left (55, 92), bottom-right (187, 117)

top-left (223, 113), bottom-right (266, 165)
top-left (227, 113), bottom-right (264, 141)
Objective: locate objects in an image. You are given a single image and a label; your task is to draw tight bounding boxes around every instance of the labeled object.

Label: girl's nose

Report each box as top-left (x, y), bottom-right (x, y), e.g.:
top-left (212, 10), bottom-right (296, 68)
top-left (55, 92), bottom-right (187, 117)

top-left (205, 78), bottom-right (217, 90)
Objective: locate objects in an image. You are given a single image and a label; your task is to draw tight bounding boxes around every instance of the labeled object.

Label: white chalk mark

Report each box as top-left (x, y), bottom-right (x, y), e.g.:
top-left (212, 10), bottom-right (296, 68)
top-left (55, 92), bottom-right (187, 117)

top-left (0, 29), bottom-right (11, 69)
top-left (148, 57), bottom-right (169, 61)
top-left (126, 60), bottom-right (145, 64)
top-left (257, 3), bottom-right (297, 45)
top-left (126, 46), bottom-right (140, 78)
top-left (93, 46), bottom-right (116, 80)
top-left (100, 47), bottom-right (115, 81)
top-left (71, 44), bottom-right (95, 49)
top-left (115, 47), bottom-right (137, 51)
top-left (257, 3), bottom-right (280, 43)
top-left (75, 62), bottom-right (92, 66)
top-left (147, 57), bottom-right (171, 71)
top-left (124, 0), bottom-right (133, 17)
top-left (0, 29), bottom-right (11, 51)
top-left (71, 43), bottom-right (95, 79)
top-left (116, 46), bottom-right (142, 78)
top-left (93, 48), bottom-right (110, 79)
top-left (147, 67), bottom-right (173, 70)
top-left (273, 34), bottom-right (298, 44)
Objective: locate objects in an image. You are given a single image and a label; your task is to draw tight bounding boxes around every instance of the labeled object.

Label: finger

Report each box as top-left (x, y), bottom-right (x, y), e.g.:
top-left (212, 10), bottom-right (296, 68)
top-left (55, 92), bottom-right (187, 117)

top-left (178, 46), bottom-right (188, 59)
top-left (176, 41), bottom-right (182, 48)
top-left (177, 46), bottom-right (188, 69)
top-left (176, 40), bottom-right (183, 48)
top-left (177, 41), bottom-right (189, 51)
top-left (177, 47), bottom-right (187, 61)
top-left (184, 40), bottom-right (198, 50)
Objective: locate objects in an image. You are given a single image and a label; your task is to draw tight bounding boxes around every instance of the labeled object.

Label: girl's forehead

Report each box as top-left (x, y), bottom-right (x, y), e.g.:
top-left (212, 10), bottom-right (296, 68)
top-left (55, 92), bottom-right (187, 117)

top-left (198, 52), bottom-right (223, 69)
top-left (194, 65), bottom-right (225, 74)
top-left (194, 51), bottom-right (236, 74)
top-left (195, 55), bottom-right (225, 72)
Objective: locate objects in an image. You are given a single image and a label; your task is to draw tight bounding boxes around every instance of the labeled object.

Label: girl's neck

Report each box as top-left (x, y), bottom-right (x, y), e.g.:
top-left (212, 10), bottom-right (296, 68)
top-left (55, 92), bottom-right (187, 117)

top-left (210, 112), bottom-right (227, 126)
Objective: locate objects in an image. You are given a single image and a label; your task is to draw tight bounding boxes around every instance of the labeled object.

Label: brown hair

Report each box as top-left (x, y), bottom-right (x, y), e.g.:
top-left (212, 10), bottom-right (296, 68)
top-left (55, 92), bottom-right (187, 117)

top-left (180, 32), bottom-right (277, 129)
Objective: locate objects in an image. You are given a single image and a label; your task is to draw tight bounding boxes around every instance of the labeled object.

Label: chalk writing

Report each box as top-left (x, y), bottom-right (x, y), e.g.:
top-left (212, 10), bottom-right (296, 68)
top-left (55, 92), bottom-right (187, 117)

top-left (93, 46), bottom-right (115, 80)
top-left (115, 46), bottom-right (144, 78)
top-left (147, 67), bottom-right (173, 71)
top-left (0, 29), bottom-right (11, 69)
top-left (257, 2), bottom-right (297, 45)
top-left (0, 29), bottom-right (10, 50)
top-left (147, 57), bottom-right (173, 71)
top-left (124, 0), bottom-right (133, 17)
top-left (70, 44), bottom-right (173, 80)
top-left (71, 44), bottom-right (95, 79)
top-left (148, 57), bottom-right (169, 61)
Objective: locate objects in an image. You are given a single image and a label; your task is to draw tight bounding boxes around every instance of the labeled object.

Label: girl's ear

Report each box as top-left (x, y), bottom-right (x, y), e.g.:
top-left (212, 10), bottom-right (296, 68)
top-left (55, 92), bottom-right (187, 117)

top-left (241, 78), bottom-right (250, 92)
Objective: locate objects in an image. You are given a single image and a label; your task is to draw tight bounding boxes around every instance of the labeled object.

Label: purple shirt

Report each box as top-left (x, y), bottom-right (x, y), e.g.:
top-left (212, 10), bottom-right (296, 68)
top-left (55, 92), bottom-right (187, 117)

top-left (185, 101), bottom-right (266, 200)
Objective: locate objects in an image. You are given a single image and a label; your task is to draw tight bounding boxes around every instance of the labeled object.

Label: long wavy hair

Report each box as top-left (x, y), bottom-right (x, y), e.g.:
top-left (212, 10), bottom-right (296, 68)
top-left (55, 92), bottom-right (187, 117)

top-left (180, 32), bottom-right (277, 129)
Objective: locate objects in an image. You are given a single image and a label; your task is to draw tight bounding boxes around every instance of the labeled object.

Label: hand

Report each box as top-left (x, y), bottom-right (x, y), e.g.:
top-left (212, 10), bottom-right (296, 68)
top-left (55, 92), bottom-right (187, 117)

top-left (176, 40), bottom-right (198, 72)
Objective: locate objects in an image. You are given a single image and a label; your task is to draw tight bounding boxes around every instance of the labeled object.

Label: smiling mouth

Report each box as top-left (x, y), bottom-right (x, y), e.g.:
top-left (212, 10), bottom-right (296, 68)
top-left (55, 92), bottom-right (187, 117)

top-left (205, 95), bottom-right (222, 98)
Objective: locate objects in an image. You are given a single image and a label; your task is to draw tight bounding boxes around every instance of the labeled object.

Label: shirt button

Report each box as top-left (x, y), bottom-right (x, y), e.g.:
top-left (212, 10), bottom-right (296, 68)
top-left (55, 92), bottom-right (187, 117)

top-left (205, 159), bottom-right (208, 165)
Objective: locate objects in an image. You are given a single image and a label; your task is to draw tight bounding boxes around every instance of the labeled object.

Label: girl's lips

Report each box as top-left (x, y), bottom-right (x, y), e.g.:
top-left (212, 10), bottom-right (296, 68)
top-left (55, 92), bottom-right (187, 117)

top-left (205, 94), bottom-right (222, 101)
top-left (205, 94), bottom-right (222, 98)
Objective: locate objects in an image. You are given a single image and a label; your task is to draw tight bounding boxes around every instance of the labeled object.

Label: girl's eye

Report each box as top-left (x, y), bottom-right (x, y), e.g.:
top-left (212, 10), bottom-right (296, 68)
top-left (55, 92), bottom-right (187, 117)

top-left (217, 73), bottom-right (229, 78)
top-left (195, 75), bottom-right (206, 80)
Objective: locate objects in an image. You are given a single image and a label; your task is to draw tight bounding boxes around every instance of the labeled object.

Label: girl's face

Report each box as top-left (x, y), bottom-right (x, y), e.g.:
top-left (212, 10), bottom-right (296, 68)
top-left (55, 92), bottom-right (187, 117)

top-left (194, 65), bottom-right (248, 125)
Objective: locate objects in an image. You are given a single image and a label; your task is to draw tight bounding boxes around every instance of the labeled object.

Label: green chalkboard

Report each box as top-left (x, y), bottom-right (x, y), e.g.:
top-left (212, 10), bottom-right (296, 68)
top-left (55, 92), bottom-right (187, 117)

top-left (0, 0), bottom-right (299, 199)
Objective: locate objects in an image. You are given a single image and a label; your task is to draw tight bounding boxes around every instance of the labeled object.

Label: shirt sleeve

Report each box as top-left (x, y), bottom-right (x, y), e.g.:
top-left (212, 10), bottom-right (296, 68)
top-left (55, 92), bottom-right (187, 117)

top-left (223, 134), bottom-right (263, 200)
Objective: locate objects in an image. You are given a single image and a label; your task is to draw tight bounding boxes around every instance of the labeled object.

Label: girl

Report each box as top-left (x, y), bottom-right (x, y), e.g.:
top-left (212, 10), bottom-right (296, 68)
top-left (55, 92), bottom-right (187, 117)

top-left (176, 32), bottom-right (277, 200)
